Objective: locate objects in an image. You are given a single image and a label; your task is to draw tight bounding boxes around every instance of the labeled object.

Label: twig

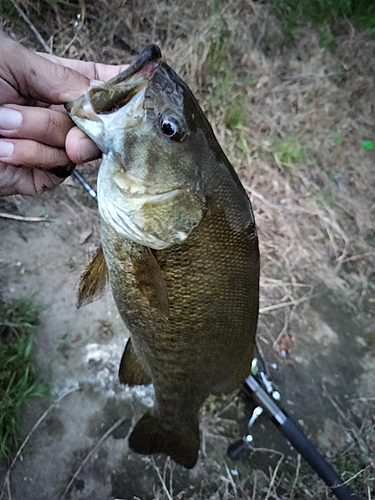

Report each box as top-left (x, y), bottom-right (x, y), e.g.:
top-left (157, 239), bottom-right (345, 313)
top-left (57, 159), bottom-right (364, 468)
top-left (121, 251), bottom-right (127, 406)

top-left (0, 386), bottom-right (79, 500)
top-left (290, 453), bottom-right (301, 499)
top-left (223, 461), bottom-right (237, 496)
top-left (260, 278), bottom-right (311, 288)
top-left (59, 415), bottom-right (127, 500)
top-left (338, 252), bottom-right (375, 264)
top-left (251, 470), bottom-right (258, 500)
top-left (350, 396), bottom-right (375, 402)
top-left (273, 308), bottom-right (290, 347)
top-left (341, 466), bottom-right (370, 487)
top-left (8, 0), bottom-right (51, 53)
top-left (279, 71), bottom-right (337, 83)
top-left (265, 454), bottom-right (284, 500)
top-left (255, 10), bottom-right (268, 48)
top-left (0, 213), bottom-right (49, 222)
top-left (150, 457), bottom-right (174, 500)
top-left (248, 444), bottom-right (284, 458)
top-left (259, 293), bottom-right (314, 313)
top-left (162, 458), bottom-right (175, 499)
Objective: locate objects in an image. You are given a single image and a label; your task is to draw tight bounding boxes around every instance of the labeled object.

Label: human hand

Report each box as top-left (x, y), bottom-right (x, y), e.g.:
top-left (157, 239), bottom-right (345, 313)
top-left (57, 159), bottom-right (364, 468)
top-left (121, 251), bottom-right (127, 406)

top-left (0, 32), bottom-right (128, 196)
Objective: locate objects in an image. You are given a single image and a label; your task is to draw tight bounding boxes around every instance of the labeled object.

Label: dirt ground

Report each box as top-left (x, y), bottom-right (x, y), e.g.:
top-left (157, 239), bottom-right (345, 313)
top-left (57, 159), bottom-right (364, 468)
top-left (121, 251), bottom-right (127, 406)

top-left (1, 1), bottom-right (375, 499)
top-left (0, 188), bottom-right (373, 500)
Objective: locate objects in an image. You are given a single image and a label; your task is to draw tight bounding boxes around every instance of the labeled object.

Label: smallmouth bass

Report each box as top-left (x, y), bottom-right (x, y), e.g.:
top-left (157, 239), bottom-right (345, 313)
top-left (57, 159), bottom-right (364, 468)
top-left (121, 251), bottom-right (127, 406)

top-left (66, 45), bottom-right (259, 469)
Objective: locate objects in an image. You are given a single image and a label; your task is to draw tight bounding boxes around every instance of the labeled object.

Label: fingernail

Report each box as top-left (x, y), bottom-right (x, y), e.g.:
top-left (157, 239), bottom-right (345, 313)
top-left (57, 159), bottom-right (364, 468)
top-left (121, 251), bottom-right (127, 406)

top-left (0, 107), bottom-right (23, 130)
top-left (0, 141), bottom-right (14, 157)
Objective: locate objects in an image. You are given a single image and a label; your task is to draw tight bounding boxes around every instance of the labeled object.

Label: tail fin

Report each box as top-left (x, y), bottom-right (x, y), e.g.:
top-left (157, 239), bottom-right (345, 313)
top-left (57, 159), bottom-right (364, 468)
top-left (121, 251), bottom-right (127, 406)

top-left (129, 411), bottom-right (200, 469)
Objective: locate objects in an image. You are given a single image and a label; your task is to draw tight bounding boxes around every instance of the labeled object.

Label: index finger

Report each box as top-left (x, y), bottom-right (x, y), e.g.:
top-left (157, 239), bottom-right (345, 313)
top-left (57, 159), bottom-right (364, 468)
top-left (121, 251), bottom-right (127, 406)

top-left (0, 33), bottom-right (91, 104)
top-left (38, 53), bottom-right (129, 83)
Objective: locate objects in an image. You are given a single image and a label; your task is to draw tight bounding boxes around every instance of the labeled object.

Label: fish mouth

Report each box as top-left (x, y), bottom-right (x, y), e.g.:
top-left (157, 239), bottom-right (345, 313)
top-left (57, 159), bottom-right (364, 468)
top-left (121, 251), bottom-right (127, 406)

top-left (65, 44), bottom-right (162, 147)
top-left (113, 169), bottom-right (181, 198)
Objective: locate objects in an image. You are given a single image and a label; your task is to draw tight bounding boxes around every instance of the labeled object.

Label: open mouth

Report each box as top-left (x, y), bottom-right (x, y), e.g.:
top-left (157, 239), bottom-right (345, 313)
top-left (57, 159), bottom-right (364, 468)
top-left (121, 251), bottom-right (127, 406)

top-left (65, 45), bottom-right (162, 152)
top-left (66, 45), bottom-right (161, 118)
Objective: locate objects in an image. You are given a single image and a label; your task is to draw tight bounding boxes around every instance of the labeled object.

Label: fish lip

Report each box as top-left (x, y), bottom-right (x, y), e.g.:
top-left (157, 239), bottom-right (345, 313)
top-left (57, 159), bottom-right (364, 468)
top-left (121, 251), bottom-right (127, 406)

top-left (117, 44), bottom-right (161, 79)
top-left (115, 179), bottom-right (182, 198)
top-left (126, 44), bottom-right (161, 77)
top-left (119, 187), bottom-right (180, 198)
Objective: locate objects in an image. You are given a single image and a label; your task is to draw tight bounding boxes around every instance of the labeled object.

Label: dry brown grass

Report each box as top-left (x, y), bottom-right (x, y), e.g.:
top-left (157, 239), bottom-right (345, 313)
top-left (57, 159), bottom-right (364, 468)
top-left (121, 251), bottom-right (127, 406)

top-left (6, 0), bottom-right (373, 289)
top-left (2, 0), bottom-right (375, 498)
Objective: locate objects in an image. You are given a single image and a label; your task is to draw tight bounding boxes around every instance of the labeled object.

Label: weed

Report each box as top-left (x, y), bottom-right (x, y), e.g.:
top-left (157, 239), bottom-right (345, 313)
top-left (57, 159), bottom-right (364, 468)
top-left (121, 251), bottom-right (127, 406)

top-left (0, 296), bottom-right (50, 462)
top-left (260, 0), bottom-right (375, 33)
top-left (205, 395), bottom-right (218, 412)
top-left (223, 101), bottom-right (244, 130)
top-left (319, 31), bottom-right (338, 51)
top-left (57, 331), bottom-right (73, 359)
top-left (211, 72), bottom-right (233, 104)
top-left (236, 132), bottom-right (253, 165)
top-left (207, 0), bottom-right (229, 75)
top-left (308, 173), bottom-right (342, 205)
top-left (204, 0), bottom-right (252, 134)
top-left (264, 136), bottom-right (304, 168)
top-left (364, 329), bottom-right (375, 348)
top-left (364, 230), bottom-right (375, 247)
top-left (0, 0), bottom-right (70, 16)
top-left (332, 131), bottom-right (341, 144)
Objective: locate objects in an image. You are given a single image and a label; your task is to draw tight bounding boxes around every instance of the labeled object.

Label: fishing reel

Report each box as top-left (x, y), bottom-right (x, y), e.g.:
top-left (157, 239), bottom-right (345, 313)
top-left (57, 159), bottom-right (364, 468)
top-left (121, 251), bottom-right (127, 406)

top-left (227, 356), bottom-right (358, 500)
top-left (227, 356), bottom-right (280, 460)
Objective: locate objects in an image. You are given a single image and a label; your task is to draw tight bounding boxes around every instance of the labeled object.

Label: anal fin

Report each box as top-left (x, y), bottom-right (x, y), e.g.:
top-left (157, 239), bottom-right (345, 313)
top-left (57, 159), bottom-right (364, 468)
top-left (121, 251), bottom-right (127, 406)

top-left (77, 245), bottom-right (108, 308)
top-left (129, 411), bottom-right (199, 469)
top-left (119, 338), bottom-right (151, 386)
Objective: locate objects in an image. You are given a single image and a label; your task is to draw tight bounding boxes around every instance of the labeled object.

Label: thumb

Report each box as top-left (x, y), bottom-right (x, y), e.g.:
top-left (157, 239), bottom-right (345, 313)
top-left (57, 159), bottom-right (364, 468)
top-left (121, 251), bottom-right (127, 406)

top-left (0, 32), bottom-right (90, 105)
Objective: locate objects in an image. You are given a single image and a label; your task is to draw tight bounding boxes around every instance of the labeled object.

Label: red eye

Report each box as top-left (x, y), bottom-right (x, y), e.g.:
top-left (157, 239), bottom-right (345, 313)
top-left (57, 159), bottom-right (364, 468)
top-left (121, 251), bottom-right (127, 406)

top-left (159, 115), bottom-right (185, 142)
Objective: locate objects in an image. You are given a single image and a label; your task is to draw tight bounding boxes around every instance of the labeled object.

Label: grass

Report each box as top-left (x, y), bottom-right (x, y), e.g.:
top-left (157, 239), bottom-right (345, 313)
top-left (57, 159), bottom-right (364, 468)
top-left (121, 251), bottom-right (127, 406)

top-left (0, 296), bottom-right (50, 462)
top-left (260, 0), bottom-right (375, 35)
top-left (263, 136), bottom-right (305, 169)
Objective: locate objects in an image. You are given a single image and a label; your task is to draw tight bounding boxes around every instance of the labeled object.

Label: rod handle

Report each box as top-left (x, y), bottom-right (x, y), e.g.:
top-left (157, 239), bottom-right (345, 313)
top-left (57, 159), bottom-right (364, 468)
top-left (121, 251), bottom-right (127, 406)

top-left (278, 417), bottom-right (358, 500)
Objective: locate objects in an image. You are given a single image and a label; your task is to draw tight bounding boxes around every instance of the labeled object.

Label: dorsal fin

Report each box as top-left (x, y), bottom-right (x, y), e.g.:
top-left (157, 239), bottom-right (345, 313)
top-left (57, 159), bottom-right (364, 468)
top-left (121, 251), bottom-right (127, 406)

top-left (77, 245), bottom-right (108, 308)
top-left (119, 337), bottom-right (151, 386)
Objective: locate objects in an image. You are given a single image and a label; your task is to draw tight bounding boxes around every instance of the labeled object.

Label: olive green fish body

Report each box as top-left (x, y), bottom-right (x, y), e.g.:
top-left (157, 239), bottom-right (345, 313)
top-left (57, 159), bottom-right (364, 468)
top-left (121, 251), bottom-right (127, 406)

top-left (67, 45), bottom-right (259, 468)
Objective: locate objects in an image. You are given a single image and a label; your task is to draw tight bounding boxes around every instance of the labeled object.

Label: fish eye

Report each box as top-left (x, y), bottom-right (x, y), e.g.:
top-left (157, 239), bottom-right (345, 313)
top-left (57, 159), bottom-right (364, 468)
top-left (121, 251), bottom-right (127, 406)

top-left (159, 115), bottom-right (185, 142)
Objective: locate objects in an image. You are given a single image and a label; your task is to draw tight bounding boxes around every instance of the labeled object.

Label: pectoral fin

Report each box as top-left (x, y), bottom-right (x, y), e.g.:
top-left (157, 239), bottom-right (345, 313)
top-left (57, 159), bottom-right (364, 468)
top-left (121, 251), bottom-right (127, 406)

top-left (131, 247), bottom-right (169, 318)
top-left (119, 337), bottom-right (151, 386)
top-left (77, 246), bottom-right (108, 308)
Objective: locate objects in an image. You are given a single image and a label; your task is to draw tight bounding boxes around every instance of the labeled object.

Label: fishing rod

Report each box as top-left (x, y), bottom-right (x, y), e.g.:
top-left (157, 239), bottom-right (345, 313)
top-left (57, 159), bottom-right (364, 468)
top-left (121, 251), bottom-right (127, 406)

top-left (228, 358), bottom-right (359, 500)
top-left (73, 170), bottom-right (98, 202)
